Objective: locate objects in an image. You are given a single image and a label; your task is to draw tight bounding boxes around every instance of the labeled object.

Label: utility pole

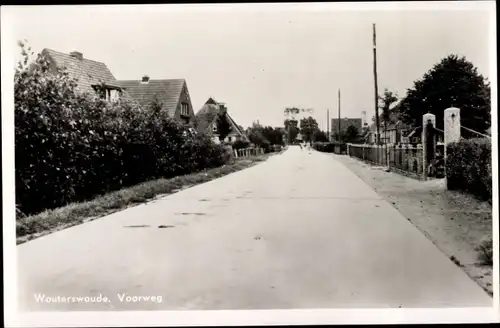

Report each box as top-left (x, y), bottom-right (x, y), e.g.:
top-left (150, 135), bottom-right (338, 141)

top-left (373, 23), bottom-right (380, 146)
top-left (326, 108), bottom-right (330, 141)
top-left (338, 89), bottom-right (341, 141)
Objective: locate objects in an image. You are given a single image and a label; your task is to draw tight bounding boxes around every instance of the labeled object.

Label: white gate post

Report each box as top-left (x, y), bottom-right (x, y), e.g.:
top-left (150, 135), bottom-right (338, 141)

top-left (444, 107), bottom-right (461, 159)
top-left (422, 113), bottom-right (436, 180)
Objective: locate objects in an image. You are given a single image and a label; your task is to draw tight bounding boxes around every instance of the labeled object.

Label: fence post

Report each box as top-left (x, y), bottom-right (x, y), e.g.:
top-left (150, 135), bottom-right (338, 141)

top-left (422, 113), bottom-right (436, 180)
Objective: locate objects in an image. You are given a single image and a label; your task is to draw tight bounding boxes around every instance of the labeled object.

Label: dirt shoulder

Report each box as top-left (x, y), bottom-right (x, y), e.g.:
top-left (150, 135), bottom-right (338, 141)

top-left (334, 154), bottom-right (493, 296)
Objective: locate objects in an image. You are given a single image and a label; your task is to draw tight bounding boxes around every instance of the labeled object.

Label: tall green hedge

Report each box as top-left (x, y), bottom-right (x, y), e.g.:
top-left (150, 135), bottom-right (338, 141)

top-left (312, 141), bottom-right (347, 154)
top-left (15, 45), bottom-right (230, 215)
top-left (446, 138), bottom-right (492, 201)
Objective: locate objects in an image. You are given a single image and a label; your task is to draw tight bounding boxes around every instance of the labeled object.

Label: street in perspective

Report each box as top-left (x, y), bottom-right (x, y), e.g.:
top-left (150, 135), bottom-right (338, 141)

top-left (4, 1), bottom-right (496, 321)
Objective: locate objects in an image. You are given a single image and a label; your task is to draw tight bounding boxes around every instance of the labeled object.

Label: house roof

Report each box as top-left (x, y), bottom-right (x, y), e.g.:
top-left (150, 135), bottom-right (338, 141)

top-left (117, 79), bottom-right (186, 117)
top-left (195, 98), bottom-right (246, 138)
top-left (196, 102), bottom-right (220, 134)
top-left (42, 48), bottom-right (119, 95)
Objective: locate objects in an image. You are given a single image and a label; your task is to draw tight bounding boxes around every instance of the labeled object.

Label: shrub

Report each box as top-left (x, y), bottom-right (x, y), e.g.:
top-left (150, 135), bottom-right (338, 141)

top-left (446, 138), bottom-right (492, 201)
top-left (476, 237), bottom-right (493, 266)
top-left (261, 140), bottom-right (273, 153)
top-left (232, 139), bottom-right (250, 150)
top-left (15, 44), bottom-right (230, 216)
top-left (312, 141), bottom-right (347, 154)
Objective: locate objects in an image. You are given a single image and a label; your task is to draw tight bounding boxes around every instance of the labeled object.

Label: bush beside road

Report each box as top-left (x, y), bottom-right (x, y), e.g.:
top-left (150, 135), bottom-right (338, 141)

top-left (446, 138), bottom-right (492, 202)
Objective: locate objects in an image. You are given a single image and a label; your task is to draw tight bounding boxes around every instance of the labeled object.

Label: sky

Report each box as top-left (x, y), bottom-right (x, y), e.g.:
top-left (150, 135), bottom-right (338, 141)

top-left (4, 2), bottom-right (494, 130)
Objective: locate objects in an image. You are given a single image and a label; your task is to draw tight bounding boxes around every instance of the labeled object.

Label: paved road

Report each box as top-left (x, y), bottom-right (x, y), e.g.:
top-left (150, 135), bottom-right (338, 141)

top-left (17, 146), bottom-right (492, 311)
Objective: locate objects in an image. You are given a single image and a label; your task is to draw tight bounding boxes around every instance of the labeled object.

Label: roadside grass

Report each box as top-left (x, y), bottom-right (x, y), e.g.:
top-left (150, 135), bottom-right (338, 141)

top-left (476, 237), bottom-right (493, 266)
top-left (16, 151), bottom-right (279, 245)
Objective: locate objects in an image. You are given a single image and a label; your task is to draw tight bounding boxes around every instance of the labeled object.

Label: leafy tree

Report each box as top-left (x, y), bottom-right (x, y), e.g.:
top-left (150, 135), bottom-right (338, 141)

top-left (299, 116), bottom-right (319, 142)
top-left (378, 89), bottom-right (398, 143)
top-left (215, 112), bottom-right (231, 142)
top-left (284, 119), bottom-right (299, 143)
top-left (400, 54), bottom-right (491, 133)
top-left (247, 123), bottom-right (272, 151)
top-left (261, 126), bottom-right (285, 145)
top-left (379, 89), bottom-right (398, 124)
top-left (343, 125), bottom-right (360, 142)
top-left (313, 130), bottom-right (329, 142)
top-left (284, 107), bottom-right (313, 144)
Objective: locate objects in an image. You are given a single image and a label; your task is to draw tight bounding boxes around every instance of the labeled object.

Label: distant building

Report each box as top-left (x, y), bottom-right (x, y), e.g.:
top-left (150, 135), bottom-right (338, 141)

top-left (195, 97), bottom-right (247, 144)
top-left (118, 76), bottom-right (196, 126)
top-left (331, 117), bottom-right (362, 137)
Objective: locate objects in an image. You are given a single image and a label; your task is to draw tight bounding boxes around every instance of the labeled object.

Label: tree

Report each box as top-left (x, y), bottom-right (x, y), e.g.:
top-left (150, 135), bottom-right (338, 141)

top-left (313, 130), bottom-right (329, 142)
top-left (284, 119), bottom-right (299, 143)
top-left (378, 89), bottom-right (398, 143)
top-left (247, 123), bottom-right (271, 151)
top-left (261, 126), bottom-right (285, 145)
top-left (343, 125), bottom-right (360, 142)
top-left (215, 113), bottom-right (231, 142)
top-left (400, 55), bottom-right (491, 133)
top-left (284, 107), bottom-right (313, 144)
top-left (299, 116), bottom-right (319, 142)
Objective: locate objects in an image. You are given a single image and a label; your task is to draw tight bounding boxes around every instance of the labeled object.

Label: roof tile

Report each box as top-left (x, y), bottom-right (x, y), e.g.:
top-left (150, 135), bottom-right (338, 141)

top-left (42, 48), bottom-right (118, 95)
top-left (117, 79), bottom-right (185, 117)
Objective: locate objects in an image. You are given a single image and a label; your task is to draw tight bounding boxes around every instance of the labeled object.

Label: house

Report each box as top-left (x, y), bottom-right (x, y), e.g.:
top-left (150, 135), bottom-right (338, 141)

top-left (118, 76), bottom-right (196, 125)
top-left (41, 48), bottom-right (124, 102)
top-left (367, 121), bottom-right (412, 144)
top-left (331, 117), bottom-right (362, 140)
top-left (195, 97), bottom-right (247, 144)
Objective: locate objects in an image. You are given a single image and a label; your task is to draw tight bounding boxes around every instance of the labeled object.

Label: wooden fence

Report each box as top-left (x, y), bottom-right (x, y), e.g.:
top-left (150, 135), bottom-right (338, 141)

top-left (233, 147), bottom-right (264, 158)
top-left (347, 143), bottom-right (424, 178)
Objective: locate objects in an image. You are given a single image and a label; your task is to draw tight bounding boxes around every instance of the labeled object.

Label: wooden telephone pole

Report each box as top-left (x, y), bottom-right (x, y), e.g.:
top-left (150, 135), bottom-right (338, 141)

top-left (326, 108), bottom-right (330, 141)
top-left (338, 89), bottom-right (341, 141)
top-left (373, 23), bottom-right (380, 145)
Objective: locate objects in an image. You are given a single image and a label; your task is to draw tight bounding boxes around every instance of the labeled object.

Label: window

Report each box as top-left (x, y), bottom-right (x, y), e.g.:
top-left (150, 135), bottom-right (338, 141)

top-left (97, 88), bottom-right (120, 102)
top-left (181, 103), bottom-right (189, 116)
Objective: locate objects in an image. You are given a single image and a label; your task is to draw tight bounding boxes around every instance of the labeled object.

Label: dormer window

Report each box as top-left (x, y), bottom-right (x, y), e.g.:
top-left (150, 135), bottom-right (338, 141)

top-left (93, 83), bottom-right (121, 102)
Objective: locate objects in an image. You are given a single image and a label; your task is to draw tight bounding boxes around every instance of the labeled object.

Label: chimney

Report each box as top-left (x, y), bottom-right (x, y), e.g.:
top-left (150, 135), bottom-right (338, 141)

top-left (218, 103), bottom-right (227, 115)
top-left (69, 51), bottom-right (83, 60)
top-left (141, 75), bottom-right (150, 83)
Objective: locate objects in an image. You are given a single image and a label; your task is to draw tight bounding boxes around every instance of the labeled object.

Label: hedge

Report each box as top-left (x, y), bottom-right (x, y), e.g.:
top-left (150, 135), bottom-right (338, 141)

top-left (232, 139), bottom-right (251, 150)
top-left (312, 141), bottom-right (347, 154)
top-left (15, 45), bottom-right (231, 215)
top-left (446, 138), bottom-right (492, 201)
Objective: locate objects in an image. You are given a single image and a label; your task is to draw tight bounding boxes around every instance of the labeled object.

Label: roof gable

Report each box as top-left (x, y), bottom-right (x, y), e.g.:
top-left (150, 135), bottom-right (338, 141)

top-left (42, 48), bottom-right (118, 95)
top-left (117, 79), bottom-right (185, 117)
top-left (195, 98), bottom-right (246, 139)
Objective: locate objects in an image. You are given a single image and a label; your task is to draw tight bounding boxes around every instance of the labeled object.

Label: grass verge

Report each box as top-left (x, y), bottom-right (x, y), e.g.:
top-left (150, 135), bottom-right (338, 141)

top-left (16, 151), bottom-right (280, 245)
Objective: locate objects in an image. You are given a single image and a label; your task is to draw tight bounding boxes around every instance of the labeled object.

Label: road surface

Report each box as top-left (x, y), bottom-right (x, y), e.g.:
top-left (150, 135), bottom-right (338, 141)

top-left (17, 146), bottom-right (492, 311)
